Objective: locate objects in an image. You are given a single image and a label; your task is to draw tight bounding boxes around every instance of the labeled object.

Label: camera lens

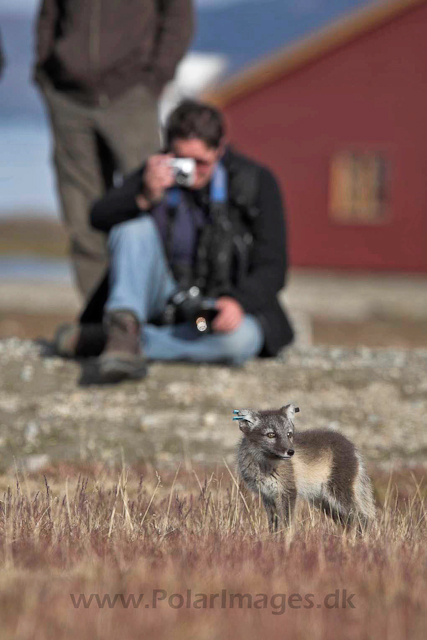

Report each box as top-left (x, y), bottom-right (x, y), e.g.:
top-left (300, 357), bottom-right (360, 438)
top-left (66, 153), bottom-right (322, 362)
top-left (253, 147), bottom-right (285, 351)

top-left (195, 317), bottom-right (208, 332)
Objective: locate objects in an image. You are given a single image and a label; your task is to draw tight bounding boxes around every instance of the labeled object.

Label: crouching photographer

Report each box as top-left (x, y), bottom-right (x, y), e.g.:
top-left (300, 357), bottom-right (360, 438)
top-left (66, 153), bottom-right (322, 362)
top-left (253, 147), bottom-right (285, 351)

top-left (54, 100), bottom-right (294, 383)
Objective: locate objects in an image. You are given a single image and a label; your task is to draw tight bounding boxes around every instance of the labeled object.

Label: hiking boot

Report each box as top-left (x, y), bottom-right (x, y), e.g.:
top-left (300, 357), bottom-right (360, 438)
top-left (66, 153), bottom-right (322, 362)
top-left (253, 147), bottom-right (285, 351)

top-left (98, 311), bottom-right (147, 383)
top-left (54, 323), bottom-right (107, 358)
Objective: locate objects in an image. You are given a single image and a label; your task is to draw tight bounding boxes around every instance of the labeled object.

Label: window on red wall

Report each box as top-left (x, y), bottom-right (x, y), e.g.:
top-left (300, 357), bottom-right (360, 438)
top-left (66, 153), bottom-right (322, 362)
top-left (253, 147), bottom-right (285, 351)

top-left (329, 152), bottom-right (388, 224)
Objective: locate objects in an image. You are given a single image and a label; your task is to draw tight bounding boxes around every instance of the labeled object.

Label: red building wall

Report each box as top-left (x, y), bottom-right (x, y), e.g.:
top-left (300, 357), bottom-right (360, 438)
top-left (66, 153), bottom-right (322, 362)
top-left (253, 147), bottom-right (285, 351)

top-left (222, 2), bottom-right (427, 271)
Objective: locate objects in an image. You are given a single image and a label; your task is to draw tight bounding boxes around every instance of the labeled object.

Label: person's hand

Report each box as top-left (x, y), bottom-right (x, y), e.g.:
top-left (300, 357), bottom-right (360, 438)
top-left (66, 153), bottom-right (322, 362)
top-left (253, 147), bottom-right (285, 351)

top-left (212, 297), bottom-right (244, 333)
top-left (136, 154), bottom-right (175, 209)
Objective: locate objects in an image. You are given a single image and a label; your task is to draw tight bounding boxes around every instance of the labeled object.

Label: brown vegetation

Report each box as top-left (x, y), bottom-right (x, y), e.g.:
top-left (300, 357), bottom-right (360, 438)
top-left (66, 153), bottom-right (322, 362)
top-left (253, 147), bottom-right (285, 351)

top-left (0, 219), bottom-right (68, 258)
top-left (0, 463), bottom-right (425, 639)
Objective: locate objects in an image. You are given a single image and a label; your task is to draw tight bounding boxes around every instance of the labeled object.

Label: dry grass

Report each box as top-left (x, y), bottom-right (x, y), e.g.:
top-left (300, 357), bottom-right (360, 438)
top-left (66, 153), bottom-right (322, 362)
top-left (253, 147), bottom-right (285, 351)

top-left (0, 462), bottom-right (425, 640)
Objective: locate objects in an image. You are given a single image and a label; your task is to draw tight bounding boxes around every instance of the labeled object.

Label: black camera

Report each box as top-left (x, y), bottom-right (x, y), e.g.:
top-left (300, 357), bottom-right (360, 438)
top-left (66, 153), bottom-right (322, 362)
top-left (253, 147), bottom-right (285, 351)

top-left (163, 286), bottom-right (219, 333)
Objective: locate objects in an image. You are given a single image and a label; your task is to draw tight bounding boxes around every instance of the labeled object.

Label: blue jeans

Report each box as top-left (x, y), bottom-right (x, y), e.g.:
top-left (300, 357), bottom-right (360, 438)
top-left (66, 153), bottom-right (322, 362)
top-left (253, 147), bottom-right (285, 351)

top-left (105, 217), bottom-right (264, 365)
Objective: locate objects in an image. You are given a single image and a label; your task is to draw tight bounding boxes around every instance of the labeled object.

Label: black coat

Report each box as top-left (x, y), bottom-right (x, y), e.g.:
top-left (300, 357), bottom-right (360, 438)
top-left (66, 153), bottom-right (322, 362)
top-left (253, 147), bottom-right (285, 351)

top-left (81, 147), bottom-right (294, 356)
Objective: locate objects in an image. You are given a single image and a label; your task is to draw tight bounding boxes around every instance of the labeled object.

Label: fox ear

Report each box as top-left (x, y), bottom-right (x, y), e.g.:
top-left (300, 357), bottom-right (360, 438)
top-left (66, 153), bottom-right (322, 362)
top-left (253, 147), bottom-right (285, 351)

top-left (281, 404), bottom-right (300, 421)
top-left (232, 409), bottom-right (259, 432)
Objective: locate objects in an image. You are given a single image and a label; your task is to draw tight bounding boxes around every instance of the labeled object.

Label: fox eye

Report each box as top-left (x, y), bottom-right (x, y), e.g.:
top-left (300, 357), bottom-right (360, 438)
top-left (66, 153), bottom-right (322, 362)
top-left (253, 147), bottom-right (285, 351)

top-left (287, 431), bottom-right (293, 439)
top-left (266, 432), bottom-right (276, 439)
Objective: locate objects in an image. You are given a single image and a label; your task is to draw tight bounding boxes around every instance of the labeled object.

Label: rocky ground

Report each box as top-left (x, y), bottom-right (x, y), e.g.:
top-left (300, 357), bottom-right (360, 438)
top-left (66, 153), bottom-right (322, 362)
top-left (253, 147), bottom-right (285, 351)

top-left (2, 267), bottom-right (427, 347)
top-left (0, 338), bottom-right (426, 474)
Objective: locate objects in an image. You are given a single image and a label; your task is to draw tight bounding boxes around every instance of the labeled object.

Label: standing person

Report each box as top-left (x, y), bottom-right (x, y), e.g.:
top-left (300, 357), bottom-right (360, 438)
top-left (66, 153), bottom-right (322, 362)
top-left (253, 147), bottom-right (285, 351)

top-left (34, 0), bottom-right (194, 299)
top-left (54, 100), bottom-right (294, 383)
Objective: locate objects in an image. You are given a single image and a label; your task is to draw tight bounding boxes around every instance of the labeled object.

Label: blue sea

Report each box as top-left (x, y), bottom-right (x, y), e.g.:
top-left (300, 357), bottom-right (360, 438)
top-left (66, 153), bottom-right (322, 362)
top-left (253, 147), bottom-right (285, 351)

top-left (0, 120), bottom-right (58, 218)
top-left (0, 256), bottom-right (72, 282)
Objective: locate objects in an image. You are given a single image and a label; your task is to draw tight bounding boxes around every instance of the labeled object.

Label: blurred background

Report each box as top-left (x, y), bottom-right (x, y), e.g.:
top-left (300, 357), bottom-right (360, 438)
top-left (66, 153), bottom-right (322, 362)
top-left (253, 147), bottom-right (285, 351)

top-left (1, 0), bottom-right (426, 347)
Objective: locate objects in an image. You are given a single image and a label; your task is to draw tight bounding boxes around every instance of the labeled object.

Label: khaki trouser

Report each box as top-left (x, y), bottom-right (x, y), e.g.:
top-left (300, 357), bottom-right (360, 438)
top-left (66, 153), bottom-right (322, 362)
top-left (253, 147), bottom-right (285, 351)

top-left (42, 83), bottom-right (160, 300)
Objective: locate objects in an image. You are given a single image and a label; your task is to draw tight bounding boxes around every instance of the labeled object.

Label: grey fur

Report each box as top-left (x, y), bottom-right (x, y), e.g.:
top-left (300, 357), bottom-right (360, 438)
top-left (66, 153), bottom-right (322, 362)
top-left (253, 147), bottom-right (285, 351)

top-left (236, 405), bottom-right (376, 532)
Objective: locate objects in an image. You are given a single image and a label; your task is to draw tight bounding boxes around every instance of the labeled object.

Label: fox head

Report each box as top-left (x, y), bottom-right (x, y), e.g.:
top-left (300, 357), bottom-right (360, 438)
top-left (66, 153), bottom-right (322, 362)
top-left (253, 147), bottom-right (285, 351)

top-left (233, 405), bottom-right (299, 460)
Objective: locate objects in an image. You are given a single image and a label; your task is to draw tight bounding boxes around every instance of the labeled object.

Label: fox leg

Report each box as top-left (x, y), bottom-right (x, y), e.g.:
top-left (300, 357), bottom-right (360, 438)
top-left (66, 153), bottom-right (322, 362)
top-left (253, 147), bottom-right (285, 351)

top-left (321, 497), bottom-right (350, 526)
top-left (263, 490), bottom-right (297, 532)
top-left (281, 488), bottom-right (297, 529)
top-left (262, 496), bottom-right (280, 532)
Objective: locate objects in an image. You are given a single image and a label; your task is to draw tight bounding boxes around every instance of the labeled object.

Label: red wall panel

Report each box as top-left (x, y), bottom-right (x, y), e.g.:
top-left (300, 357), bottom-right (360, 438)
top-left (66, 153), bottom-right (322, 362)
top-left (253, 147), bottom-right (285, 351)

top-left (223, 2), bottom-right (427, 271)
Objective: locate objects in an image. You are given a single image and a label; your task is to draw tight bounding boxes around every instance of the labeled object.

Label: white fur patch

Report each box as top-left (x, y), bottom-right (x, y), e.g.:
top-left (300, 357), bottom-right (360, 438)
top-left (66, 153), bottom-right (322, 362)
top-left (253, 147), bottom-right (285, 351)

top-left (353, 451), bottom-right (376, 520)
top-left (285, 404), bottom-right (295, 421)
top-left (292, 451), bottom-right (333, 500)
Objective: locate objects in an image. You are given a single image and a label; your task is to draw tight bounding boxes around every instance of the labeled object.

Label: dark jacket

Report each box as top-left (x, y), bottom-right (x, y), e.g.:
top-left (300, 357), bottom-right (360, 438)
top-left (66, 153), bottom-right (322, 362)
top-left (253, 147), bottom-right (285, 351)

top-left (34, 0), bottom-right (194, 104)
top-left (81, 147), bottom-right (294, 356)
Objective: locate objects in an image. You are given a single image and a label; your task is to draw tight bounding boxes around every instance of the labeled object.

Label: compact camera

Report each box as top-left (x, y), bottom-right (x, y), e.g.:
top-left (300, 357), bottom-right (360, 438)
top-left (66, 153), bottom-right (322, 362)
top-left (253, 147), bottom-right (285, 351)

top-left (168, 157), bottom-right (196, 187)
top-left (163, 286), bottom-right (219, 333)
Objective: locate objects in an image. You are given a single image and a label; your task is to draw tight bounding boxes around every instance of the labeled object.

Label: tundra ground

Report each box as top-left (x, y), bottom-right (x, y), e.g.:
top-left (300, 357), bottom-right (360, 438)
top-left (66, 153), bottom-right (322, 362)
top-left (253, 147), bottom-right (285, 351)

top-left (0, 339), bottom-right (426, 638)
top-left (0, 463), bottom-right (425, 640)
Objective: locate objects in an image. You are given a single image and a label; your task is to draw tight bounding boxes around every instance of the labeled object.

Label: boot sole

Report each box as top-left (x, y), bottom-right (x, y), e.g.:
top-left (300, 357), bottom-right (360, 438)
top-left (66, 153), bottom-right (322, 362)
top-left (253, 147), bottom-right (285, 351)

top-left (98, 357), bottom-right (148, 383)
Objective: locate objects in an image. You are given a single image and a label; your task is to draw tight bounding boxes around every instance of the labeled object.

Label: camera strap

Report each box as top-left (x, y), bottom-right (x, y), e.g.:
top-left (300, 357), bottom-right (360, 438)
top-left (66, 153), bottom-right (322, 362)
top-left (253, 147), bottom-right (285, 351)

top-left (194, 163), bottom-right (235, 294)
top-left (163, 163), bottom-right (228, 291)
top-left (210, 162), bottom-right (227, 204)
